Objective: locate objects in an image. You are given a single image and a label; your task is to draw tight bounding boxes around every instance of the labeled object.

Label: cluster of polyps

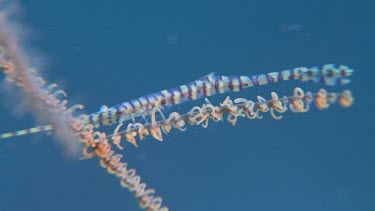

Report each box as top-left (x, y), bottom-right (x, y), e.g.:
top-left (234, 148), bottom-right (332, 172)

top-left (71, 116), bottom-right (169, 211)
top-left (109, 87), bottom-right (353, 150)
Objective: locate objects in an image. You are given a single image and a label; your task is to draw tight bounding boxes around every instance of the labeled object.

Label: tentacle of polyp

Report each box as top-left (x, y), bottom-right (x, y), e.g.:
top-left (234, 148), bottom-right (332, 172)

top-left (0, 12), bottom-right (84, 155)
top-left (104, 87), bottom-right (354, 149)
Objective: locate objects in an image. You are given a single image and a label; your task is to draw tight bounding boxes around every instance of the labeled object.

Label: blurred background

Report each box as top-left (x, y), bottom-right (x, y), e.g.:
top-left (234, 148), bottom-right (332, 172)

top-left (0, 0), bottom-right (374, 210)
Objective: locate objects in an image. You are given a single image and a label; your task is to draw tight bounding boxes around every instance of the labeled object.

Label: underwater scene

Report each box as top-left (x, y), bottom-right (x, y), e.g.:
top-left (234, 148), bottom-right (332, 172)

top-left (0, 1), bottom-right (373, 211)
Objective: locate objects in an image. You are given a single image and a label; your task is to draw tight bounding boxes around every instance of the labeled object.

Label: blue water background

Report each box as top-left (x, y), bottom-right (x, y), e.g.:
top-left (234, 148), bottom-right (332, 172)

top-left (0, 1), bottom-right (374, 210)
